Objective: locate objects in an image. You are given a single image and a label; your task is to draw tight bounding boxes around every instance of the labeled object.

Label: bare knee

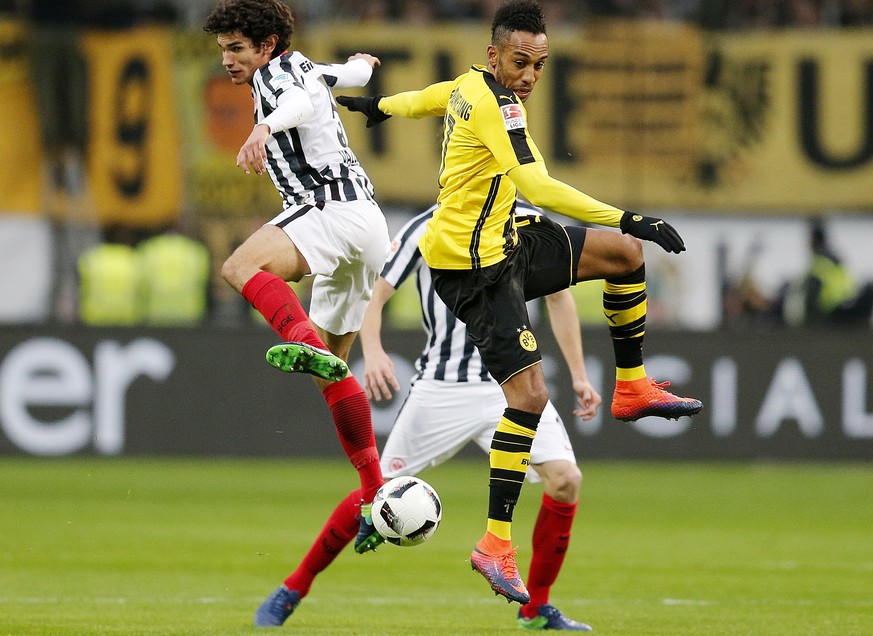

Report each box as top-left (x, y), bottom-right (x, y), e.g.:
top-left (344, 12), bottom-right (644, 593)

top-left (577, 229), bottom-right (645, 281)
top-left (222, 225), bottom-right (305, 293)
top-left (503, 367), bottom-right (550, 413)
top-left (513, 382), bottom-right (550, 413)
top-left (618, 234), bottom-right (645, 274)
top-left (221, 252), bottom-right (252, 293)
top-left (541, 461), bottom-right (582, 504)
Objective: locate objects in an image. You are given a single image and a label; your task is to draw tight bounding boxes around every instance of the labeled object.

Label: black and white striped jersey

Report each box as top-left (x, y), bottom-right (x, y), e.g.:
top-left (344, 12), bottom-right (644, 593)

top-left (252, 51), bottom-right (374, 207)
top-left (382, 201), bottom-right (542, 384)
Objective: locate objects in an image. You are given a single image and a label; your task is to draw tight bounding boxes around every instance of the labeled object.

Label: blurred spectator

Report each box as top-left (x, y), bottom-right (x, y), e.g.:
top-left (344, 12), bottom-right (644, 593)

top-left (583, 0), bottom-right (694, 20)
top-left (782, 218), bottom-right (873, 327)
top-left (834, 0), bottom-right (873, 25)
top-left (25, 0), bottom-right (93, 205)
top-left (137, 230), bottom-right (211, 326)
top-left (783, 0), bottom-right (822, 26)
top-left (693, 0), bottom-right (779, 30)
top-left (77, 226), bottom-right (143, 326)
top-left (77, 225), bottom-right (211, 326)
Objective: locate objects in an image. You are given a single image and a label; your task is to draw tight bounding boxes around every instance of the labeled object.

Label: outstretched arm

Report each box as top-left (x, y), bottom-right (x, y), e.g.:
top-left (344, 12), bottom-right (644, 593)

top-left (509, 162), bottom-right (686, 254)
top-left (544, 289), bottom-right (602, 420)
top-left (359, 277), bottom-right (401, 402)
top-left (317, 54), bottom-right (380, 89)
top-left (337, 81), bottom-right (454, 127)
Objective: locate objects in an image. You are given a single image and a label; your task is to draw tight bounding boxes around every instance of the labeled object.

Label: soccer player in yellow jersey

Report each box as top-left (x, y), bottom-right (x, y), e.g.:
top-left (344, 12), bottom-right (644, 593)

top-left (339, 0), bottom-right (703, 606)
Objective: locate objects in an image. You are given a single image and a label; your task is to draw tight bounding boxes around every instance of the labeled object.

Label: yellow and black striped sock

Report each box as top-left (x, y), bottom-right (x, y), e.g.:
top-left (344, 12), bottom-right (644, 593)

top-left (604, 265), bottom-right (648, 382)
top-left (487, 408), bottom-right (539, 541)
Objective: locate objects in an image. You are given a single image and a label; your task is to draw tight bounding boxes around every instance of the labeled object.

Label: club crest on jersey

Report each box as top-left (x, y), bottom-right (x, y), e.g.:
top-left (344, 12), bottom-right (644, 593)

top-left (518, 329), bottom-right (538, 352)
top-left (500, 103), bottom-right (525, 131)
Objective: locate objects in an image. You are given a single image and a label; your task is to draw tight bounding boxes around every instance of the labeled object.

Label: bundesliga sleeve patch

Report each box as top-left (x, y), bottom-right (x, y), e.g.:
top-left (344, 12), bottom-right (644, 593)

top-left (271, 72), bottom-right (297, 90)
top-left (500, 103), bottom-right (526, 131)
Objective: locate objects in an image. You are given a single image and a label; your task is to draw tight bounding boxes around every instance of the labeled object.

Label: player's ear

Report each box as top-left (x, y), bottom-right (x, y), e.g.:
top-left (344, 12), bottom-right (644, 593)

top-left (261, 34), bottom-right (280, 56)
top-left (486, 44), bottom-right (497, 69)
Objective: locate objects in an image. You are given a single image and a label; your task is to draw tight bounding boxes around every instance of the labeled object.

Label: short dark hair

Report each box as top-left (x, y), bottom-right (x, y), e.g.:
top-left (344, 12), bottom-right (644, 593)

top-left (491, 0), bottom-right (546, 45)
top-left (203, 0), bottom-right (294, 58)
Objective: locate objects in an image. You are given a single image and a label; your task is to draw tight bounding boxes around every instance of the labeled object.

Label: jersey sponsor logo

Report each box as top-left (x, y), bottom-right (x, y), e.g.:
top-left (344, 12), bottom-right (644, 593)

top-left (518, 328), bottom-right (538, 352)
top-left (500, 103), bottom-right (525, 131)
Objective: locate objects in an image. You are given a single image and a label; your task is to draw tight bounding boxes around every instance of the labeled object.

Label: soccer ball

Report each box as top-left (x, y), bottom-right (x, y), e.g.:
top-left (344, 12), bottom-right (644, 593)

top-left (371, 476), bottom-right (442, 547)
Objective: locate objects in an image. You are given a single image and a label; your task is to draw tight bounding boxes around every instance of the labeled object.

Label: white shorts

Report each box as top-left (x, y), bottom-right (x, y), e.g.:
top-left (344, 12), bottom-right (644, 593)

top-left (269, 199), bottom-right (390, 335)
top-left (380, 380), bottom-right (577, 483)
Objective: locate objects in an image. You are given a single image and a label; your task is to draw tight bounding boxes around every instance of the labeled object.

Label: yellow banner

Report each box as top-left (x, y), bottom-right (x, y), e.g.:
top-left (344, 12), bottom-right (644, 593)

top-left (81, 27), bottom-right (182, 227)
top-left (173, 22), bottom-right (873, 213)
top-left (690, 29), bottom-right (873, 211)
top-left (299, 22), bottom-right (873, 212)
top-left (0, 17), bottom-right (42, 214)
top-left (302, 22), bottom-right (706, 210)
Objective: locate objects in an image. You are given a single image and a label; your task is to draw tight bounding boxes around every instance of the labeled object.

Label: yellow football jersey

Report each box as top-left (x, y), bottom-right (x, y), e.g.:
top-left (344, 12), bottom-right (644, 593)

top-left (382, 66), bottom-right (541, 270)
top-left (380, 65), bottom-right (624, 270)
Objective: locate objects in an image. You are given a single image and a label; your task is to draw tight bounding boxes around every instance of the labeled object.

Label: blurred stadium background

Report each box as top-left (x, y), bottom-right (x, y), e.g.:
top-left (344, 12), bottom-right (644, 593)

top-left (2, 2), bottom-right (873, 634)
top-left (2, 0), bottom-right (873, 459)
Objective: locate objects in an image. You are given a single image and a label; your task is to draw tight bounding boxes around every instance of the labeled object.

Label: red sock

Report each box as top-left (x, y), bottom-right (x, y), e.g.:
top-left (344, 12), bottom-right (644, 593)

top-left (322, 377), bottom-right (383, 501)
top-left (521, 493), bottom-right (578, 618)
top-left (241, 271), bottom-right (326, 347)
top-left (283, 488), bottom-right (361, 597)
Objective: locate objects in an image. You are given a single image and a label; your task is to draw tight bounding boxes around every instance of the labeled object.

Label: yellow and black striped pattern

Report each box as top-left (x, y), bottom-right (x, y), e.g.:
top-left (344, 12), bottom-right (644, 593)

top-left (486, 410), bottom-right (538, 540)
top-left (603, 265), bottom-right (648, 381)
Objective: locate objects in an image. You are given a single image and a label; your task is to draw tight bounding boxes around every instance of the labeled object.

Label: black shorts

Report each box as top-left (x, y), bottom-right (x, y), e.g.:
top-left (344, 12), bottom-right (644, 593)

top-left (431, 215), bottom-right (586, 384)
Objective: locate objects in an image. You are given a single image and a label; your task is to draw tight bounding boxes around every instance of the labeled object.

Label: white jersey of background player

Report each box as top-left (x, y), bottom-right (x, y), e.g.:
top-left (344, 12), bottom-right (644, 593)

top-left (358, 201), bottom-right (601, 630)
top-left (361, 201), bottom-right (601, 480)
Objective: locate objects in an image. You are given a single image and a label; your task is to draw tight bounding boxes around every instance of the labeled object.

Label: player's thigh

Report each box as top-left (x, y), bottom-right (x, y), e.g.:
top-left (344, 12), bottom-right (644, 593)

top-left (432, 259), bottom-right (539, 385)
top-left (223, 224), bottom-right (309, 290)
top-left (518, 215), bottom-right (581, 299)
top-left (576, 228), bottom-right (643, 282)
top-left (381, 381), bottom-right (506, 477)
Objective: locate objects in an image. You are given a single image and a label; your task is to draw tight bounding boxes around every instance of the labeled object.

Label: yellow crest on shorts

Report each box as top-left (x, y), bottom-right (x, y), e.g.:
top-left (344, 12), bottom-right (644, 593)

top-left (518, 329), bottom-right (538, 352)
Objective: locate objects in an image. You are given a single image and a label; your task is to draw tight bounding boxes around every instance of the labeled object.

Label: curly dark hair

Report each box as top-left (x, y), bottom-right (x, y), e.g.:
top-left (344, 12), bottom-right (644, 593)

top-left (491, 0), bottom-right (546, 44)
top-left (203, 0), bottom-right (294, 58)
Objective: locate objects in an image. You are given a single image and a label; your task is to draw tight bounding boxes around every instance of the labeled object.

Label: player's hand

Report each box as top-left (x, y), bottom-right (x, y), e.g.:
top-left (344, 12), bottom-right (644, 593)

top-left (572, 378), bottom-right (602, 421)
top-left (347, 52), bottom-right (381, 69)
top-left (363, 349), bottom-right (400, 402)
top-left (236, 124), bottom-right (271, 175)
top-left (336, 95), bottom-right (391, 128)
top-left (620, 211), bottom-right (686, 254)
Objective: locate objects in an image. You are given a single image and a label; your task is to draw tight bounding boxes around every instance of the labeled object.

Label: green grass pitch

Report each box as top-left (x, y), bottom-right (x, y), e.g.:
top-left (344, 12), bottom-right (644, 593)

top-left (1, 458), bottom-right (871, 635)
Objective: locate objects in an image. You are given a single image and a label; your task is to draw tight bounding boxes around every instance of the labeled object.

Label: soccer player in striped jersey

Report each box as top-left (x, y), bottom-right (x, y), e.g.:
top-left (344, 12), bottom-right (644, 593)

top-left (337, 0), bottom-right (702, 604)
top-left (203, 0), bottom-right (390, 565)
top-left (254, 202), bottom-right (600, 630)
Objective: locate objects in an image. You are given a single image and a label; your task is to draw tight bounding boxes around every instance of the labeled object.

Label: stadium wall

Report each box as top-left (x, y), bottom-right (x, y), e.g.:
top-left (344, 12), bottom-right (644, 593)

top-left (1, 325), bottom-right (871, 460)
